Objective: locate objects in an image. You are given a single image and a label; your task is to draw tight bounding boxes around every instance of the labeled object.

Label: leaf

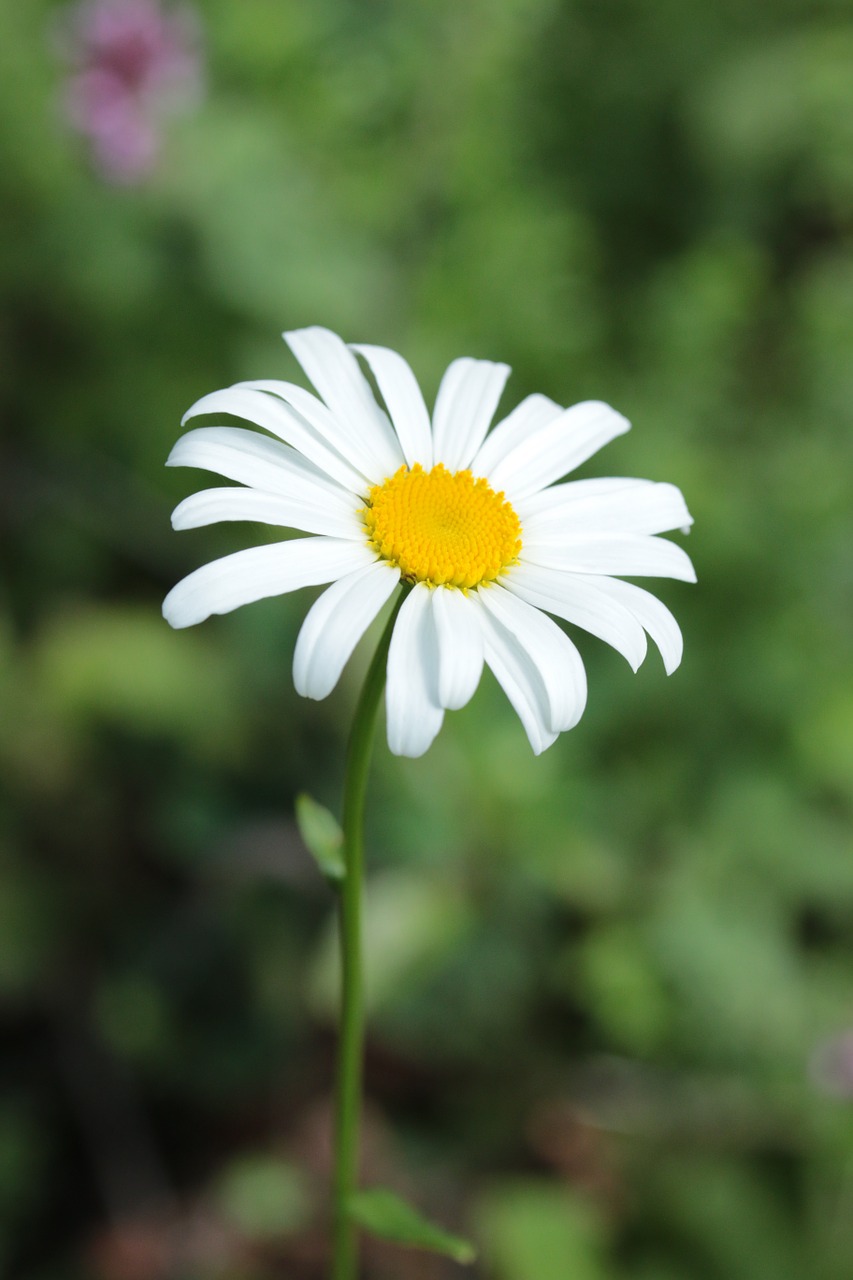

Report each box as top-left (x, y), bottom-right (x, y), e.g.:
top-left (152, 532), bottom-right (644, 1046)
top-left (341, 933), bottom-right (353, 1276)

top-left (306, 869), bottom-right (472, 1019)
top-left (347, 1187), bottom-right (476, 1264)
top-left (216, 1154), bottom-right (311, 1240)
top-left (295, 793), bottom-right (345, 883)
top-left (473, 1180), bottom-right (606, 1280)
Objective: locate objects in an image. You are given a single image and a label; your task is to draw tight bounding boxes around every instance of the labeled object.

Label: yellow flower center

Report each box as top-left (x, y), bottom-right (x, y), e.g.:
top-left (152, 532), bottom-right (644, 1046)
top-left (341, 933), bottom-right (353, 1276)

top-left (363, 463), bottom-right (522, 589)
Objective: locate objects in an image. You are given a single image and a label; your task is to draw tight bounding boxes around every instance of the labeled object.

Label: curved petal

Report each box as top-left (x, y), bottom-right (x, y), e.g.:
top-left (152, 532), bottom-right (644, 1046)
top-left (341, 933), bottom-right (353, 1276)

top-left (432, 357), bottom-right (511, 472)
top-left (293, 561), bottom-right (401, 700)
top-left (522, 533), bottom-right (697, 582)
top-left (167, 426), bottom-right (361, 512)
top-left (472, 393), bottom-right (564, 478)
top-left (171, 487), bottom-right (364, 540)
top-left (162, 537), bottom-right (376, 629)
top-left (234, 378), bottom-right (394, 487)
top-left (519, 479), bottom-right (693, 538)
top-left (478, 584), bottom-right (587, 735)
top-left (581, 575), bottom-right (685, 674)
top-left (385, 584), bottom-right (444, 757)
top-left (504, 563), bottom-right (648, 671)
top-left (475, 602), bottom-right (557, 756)
top-left (519, 476), bottom-right (651, 515)
top-left (284, 327), bottom-right (404, 480)
top-left (351, 343), bottom-right (433, 469)
top-left (487, 401), bottom-right (631, 504)
top-left (182, 387), bottom-right (367, 493)
top-left (431, 587), bottom-right (485, 710)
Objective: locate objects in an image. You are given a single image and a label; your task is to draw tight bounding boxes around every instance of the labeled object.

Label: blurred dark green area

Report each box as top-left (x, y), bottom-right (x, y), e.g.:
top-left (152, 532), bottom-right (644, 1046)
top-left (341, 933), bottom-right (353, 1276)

top-left (2, 0), bottom-right (853, 1277)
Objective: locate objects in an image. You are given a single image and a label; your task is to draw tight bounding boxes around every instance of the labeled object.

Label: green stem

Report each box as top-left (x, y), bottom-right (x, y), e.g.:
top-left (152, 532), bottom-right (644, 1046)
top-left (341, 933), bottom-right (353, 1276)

top-left (331, 588), bottom-right (407, 1280)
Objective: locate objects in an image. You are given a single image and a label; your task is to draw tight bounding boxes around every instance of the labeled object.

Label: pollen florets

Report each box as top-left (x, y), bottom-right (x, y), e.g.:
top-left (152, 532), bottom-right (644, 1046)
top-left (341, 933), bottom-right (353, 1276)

top-left (363, 463), bottom-right (522, 590)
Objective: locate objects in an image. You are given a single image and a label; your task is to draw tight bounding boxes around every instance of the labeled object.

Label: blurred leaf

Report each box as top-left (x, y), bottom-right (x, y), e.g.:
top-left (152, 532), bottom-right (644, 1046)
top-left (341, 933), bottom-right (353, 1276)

top-left (31, 605), bottom-right (243, 755)
top-left (647, 873), bottom-right (808, 1061)
top-left (0, 1102), bottom-right (44, 1230)
top-left (95, 975), bottom-right (173, 1063)
top-left (295, 793), bottom-right (345, 882)
top-left (165, 104), bottom-right (389, 331)
top-left (216, 1154), bottom-right (311, 1240)
top-left (308, 869), bottom-right (472, 1018)
top-left (796, 686), bottom-right (853, 804)
top-left (691, 25), bottom-right (853, 209)
top-left (474, 1180), bottom-right (607, 1280)
top-left (211, 0), bottom-right (332, 67)
top-left (648, 1158), bottom-right (805, 1280)
top-left (348, 1187), bottom-right (475, 1263)
top-left (575, 925), bottom-right (672, 1054)
top-left (0, 853), bottom-right (59, 995)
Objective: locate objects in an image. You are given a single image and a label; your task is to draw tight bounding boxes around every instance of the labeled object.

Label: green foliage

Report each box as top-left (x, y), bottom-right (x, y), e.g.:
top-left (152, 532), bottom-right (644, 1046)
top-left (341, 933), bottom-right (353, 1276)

top-left (216, 1154), bottom-right (312, 1240)
top-left (2, 0), bottom-right (853, 1277)
top-left (348, 1187), bottom-right (475, 1263)
top-left (474, 1181), bottom-right (607, 1280)
top-left (308, 868), bottom-right (472, 1018)
top-left (295, 793), bottom-right (345, 883)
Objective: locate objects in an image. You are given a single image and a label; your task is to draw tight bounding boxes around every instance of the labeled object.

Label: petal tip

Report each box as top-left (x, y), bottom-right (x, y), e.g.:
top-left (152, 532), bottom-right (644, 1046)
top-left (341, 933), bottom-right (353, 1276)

top-left (284, 323), bottom-right (335, 347)
top-left (388, 738), bottom-right (431, 760)
top-left (162, 594), bottom-right (192, 630)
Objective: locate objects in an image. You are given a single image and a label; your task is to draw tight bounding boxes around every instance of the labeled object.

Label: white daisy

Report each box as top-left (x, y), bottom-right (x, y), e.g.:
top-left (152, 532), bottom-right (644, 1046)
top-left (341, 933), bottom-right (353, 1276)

top-left (163, 326), bottom-right (695, 756)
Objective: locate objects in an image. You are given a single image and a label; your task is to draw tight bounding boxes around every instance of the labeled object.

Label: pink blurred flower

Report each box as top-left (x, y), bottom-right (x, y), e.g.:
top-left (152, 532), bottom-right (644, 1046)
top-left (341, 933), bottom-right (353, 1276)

top-left (55, 0), bottom-right (203, 183)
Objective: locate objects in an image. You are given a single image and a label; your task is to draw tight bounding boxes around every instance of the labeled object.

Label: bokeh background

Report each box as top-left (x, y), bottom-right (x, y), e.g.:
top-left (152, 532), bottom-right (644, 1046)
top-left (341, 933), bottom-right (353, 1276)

top-left (2, 0), bottom-right (853, 1277)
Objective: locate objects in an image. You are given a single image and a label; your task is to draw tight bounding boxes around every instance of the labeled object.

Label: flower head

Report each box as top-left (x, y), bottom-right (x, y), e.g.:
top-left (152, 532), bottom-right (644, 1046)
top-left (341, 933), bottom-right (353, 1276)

top-left (164, 328), bottom-right (695, 756)
top-left (55, 0), bottom-right (203, 183)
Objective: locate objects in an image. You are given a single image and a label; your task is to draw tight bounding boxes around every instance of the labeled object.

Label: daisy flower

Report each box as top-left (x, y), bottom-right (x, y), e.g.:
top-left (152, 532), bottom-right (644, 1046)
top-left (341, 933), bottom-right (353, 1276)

top-left (163, 327), bottom-right (694, 756)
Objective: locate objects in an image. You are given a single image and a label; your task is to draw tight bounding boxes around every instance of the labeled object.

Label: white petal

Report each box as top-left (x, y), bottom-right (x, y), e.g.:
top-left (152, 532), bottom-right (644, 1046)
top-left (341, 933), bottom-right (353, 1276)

top-left (351, 343), bottom-right (433, 470)
top-left (432, 357), bottom-right (511, 472)
top-left (581, 575), bottom-right (685, 674)
top-left (293, 561), bottom-right (401, 700)
top-left (475, 603), bottom-right (557, 755)
top-left (170, 487), bottom-right (364, 540)
top-left (431, 587), bottom-right (485, 710)
top-left (235, 378), bottom-right (392, 487)
top-left (284, 327), bottom-right (404, 480)
top-left (162, 537), bottom-right (375, 629)
top-left (182, 387), bottom-right (367, 493)
top-left (385, 585), bottom-right (444, 757)
top-left (471, 393), bottom-right (565, 478)
top-left (478, 584), bottom-right (587, 735)
top-left (522, 533), bottom-right (697, 582)
top-left (519, 479), bottom-right (693, 538)
top-left (487, 401), bottom-right (631, 503)
top-left (518, 476), bottom-right (649, 516)
top-left (504, 563), bottom-right (648, 671)
top-left (167, 427), bottom-right (361, 513)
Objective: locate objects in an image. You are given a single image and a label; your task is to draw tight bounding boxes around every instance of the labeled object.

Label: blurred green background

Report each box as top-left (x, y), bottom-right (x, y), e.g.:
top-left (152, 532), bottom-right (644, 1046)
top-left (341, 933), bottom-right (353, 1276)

top-left (2, 0), bottom-right (853, 1277)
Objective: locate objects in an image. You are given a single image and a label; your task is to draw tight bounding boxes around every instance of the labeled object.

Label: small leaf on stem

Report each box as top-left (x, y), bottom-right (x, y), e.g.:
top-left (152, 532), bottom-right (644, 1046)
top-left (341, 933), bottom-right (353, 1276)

top-left (295, 793), bottom-right (345, 882)
top-left (347, 1187), bottom-right (476, 1264)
